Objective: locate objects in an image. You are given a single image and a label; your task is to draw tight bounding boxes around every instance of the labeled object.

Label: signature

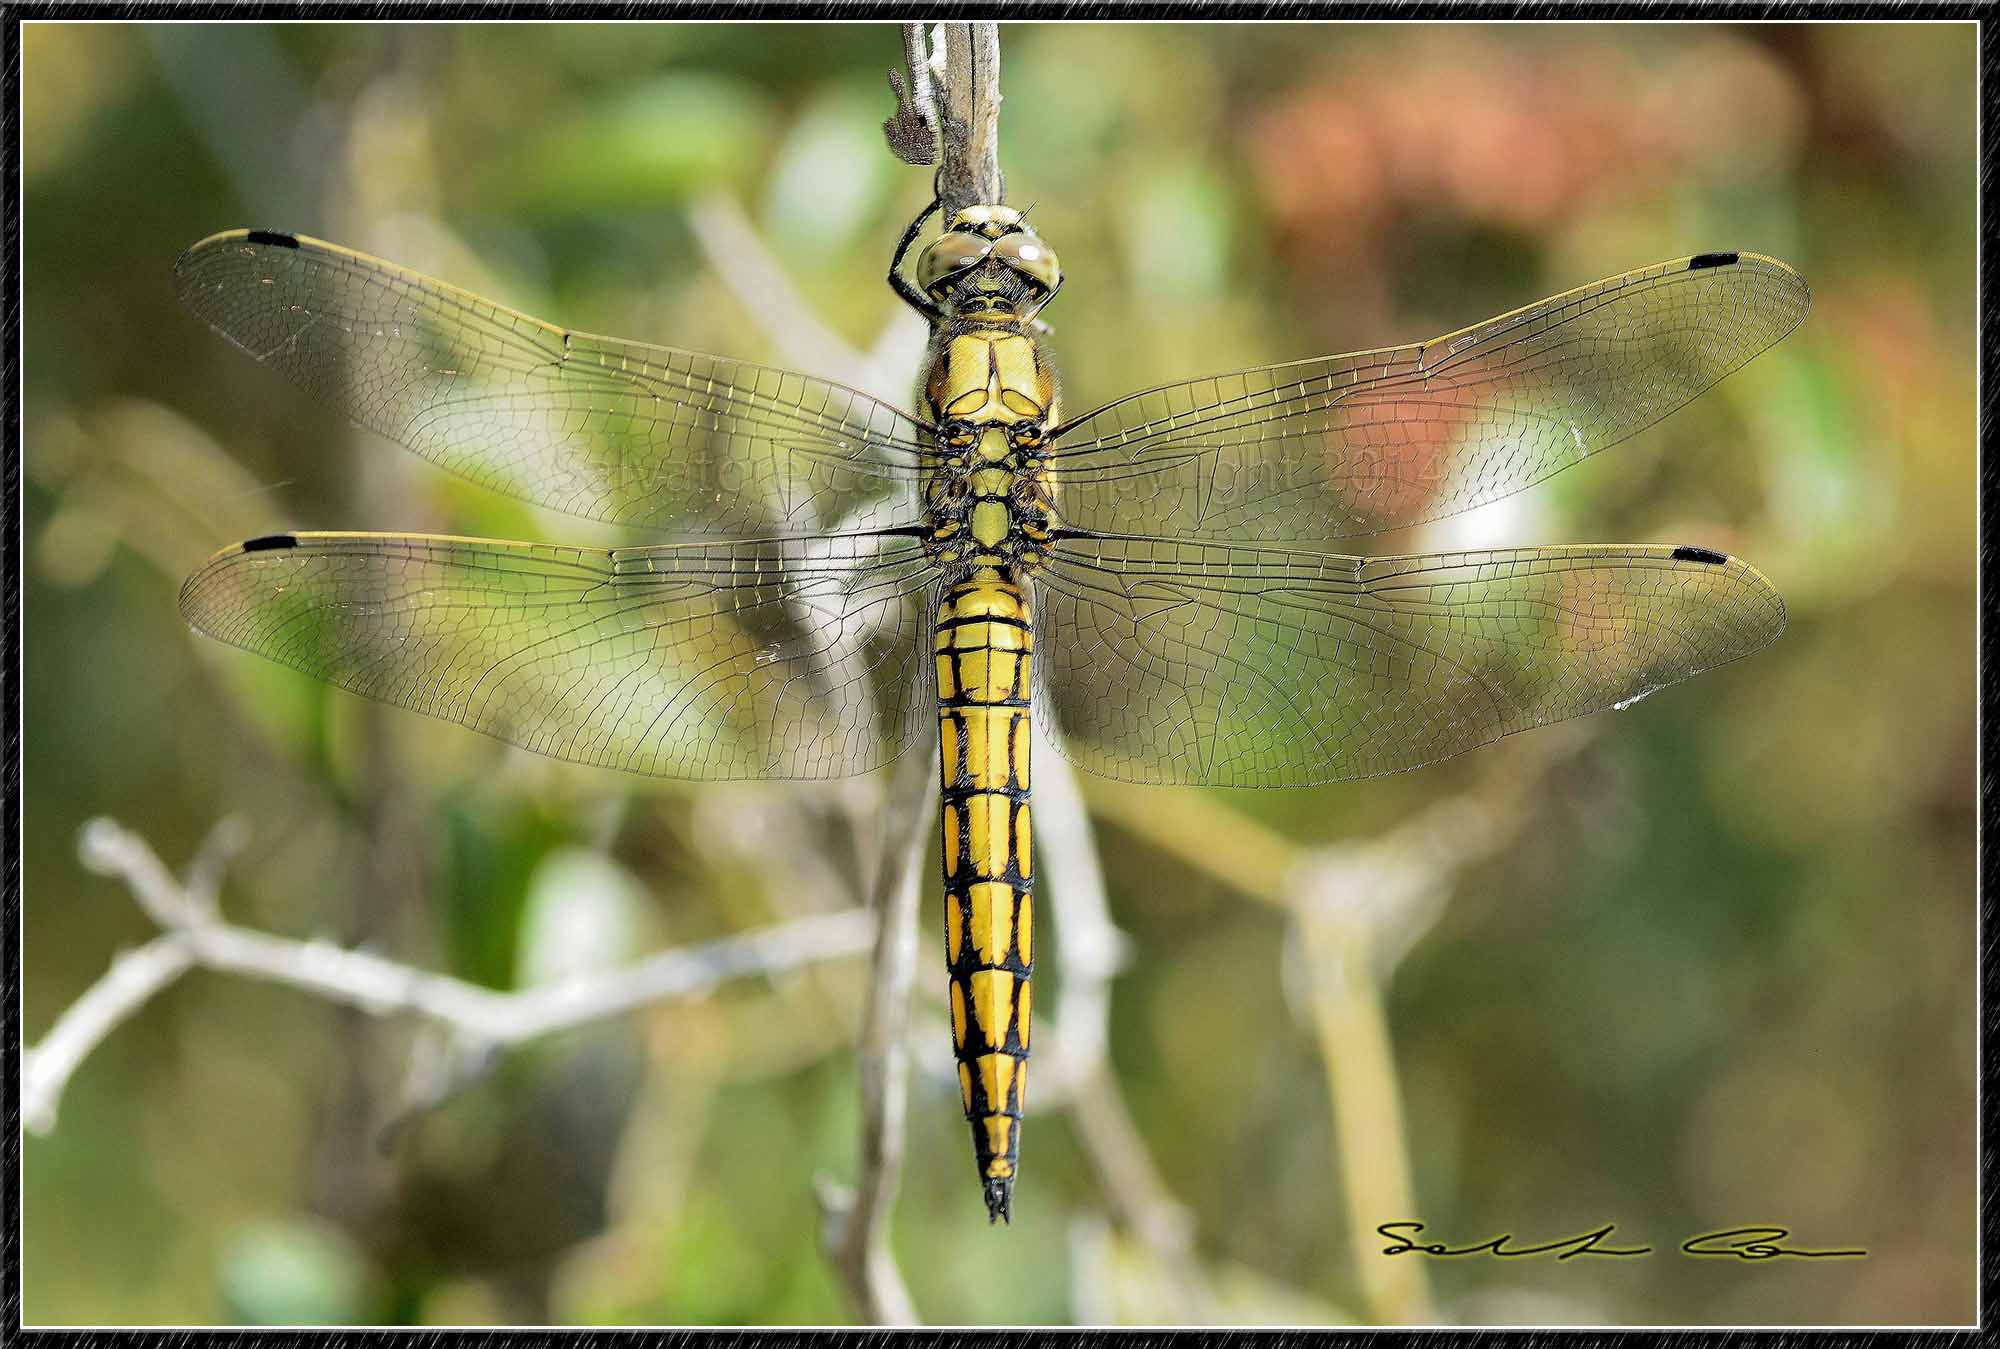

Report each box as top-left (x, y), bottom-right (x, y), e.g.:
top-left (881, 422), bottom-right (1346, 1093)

top-left (1378, 1222), bottom-right (1866, 1263)
top-left (1679, 1227), bottom-right (1868, 1261)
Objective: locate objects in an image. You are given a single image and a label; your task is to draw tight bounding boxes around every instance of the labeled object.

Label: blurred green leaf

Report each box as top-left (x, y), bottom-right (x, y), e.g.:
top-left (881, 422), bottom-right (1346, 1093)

top-left (759, 82), bottom-right (892, 263)
top-left (437, 796), bottom-right (567, 989)
top-left (477, 74), bottom-right (775, 216)
top-left (1117, 159), bottom-right (1234, 301)
top-left (219, 1217), bottom-right (379, 1324)
top-left (517, 847), bottom-right (650, 986)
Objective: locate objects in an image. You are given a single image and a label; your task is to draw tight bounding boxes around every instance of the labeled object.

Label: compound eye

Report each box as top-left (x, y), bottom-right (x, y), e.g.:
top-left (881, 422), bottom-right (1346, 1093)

top-left (916, 231), bottom-right (991, 295)
top-left (993, 233), bottom-right (1060, 291)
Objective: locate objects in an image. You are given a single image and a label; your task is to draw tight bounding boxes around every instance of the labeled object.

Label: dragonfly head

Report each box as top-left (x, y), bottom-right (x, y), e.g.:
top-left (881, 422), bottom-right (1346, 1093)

top-left (915, 204), bottom-right (1062, 324)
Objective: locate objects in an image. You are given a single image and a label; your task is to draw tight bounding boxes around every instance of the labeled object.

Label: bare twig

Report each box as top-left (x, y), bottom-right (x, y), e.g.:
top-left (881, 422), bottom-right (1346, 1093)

top-left (1083, 732), bottom-right (1597, 1325)
top-left (1019, 721), bottom-right (1128, 1104)
top-left (868, 27), bottom-right (1190, 1300)
top-left (1031, 736), bottom-right (1209, 1315)
top-left (182, 813), bottom-right (251, 912)
top-left (22, 933), bottom-right (197, 1134)
top-left (1066, 1069), bottom-right (1216, 1321)
top-left (376, 1025), bottom-right (501, 1153)
top-left (1024, 732), bottom-right (1214, 1312)
top-left (1293, 861), bottom-right (1440, 1327)
top-left (1284, 792), bottom-right (1517, 1326)
top-left (881, 24), bottom-right (939, 166)
top-left (935, 24), bottom-right (1003, 213)
top-left (686, 191), bottom-right (877, 391)
top-left (817, 727), bottom-right (936, 1326)
top-left (22, 818), bottom-right (877, 1137)
top-left (1085, 782), bottom-right (1298, 909)
top-left (810, 24), bottom-right (1012, 1323)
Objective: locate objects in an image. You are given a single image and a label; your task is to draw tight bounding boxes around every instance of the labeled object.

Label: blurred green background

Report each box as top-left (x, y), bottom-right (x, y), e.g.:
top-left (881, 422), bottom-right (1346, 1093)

top-left (22, 21), bottom-right (1976, 1327)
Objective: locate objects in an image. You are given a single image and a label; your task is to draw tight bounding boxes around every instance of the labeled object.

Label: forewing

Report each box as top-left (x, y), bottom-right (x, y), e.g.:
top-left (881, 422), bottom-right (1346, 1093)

top-left (1031, 538), bottom-right (1785, 786)
top-left (174, 230), bottom-right (936, 535)
top-left (1046, 253), bottom-right (1808, 542)
top-left (180, 531), bottom-right (938, 779)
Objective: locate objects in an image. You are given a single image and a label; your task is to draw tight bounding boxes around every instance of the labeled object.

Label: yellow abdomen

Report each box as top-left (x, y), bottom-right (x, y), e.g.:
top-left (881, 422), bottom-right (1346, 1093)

top-left (935, 575), bottom-right (1035, 1223)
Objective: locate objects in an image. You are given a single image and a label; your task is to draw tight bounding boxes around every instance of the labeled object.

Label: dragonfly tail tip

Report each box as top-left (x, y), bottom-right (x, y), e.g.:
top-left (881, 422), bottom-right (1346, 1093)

top-left (983, 1177), bottom-right (1013, 1224)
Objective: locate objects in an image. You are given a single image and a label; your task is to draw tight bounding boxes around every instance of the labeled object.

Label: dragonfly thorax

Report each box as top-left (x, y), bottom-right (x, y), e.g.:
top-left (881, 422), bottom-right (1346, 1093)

top-left (924, 419), bottom-right (1056, 580)
top-left (919, 281), bottom-right (1062, 584)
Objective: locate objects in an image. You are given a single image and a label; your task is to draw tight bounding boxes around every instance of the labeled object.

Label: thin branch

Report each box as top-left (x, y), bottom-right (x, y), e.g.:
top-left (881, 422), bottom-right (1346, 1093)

top-left (902, 23), bottom-right (938, 141)
top-left (377, 1023), bottom-right (497, 1153)
top-left (817, 726), bottom-right (936, 1326)
top-left (809, 25), bottom-right (1009, 1322)
top-left (1066, 1069), bottom-right (1217, 1321)
top-left (1085, 781), bottom-right (1300, 908)
top-left (685, 190), bottom-right (875, 391)
top-left (22, 933), bottom-right (196, 1133)
top-left (863, 309), bottom-right (933, 407)
top-left (1294, 864), bottom-right (1439, 1326)
top-left (1083, 732), bottom-right (1598, 1325)
top-left (682, 189), bottom-right (931, 446)
top-left (869, 27), bottom-right (1194, 1301)
top-left (935, 23), bottom-right (1003, 213)
top-left (1021, 721), bottom-right (1128, 1105)
top-left (1009, 734), bottom-right (1214, 1315)
top-left (181, 885), bottom-right (872, 1044)
top-left (881, 24), bottom-right (939, 167)
top-left (21, 818), bottom-right (877, 1137)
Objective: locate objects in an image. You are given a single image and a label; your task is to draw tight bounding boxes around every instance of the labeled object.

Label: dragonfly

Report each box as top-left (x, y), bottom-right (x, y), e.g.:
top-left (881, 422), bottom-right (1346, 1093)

top-left (174, 198), bottom-right (1806, 1223)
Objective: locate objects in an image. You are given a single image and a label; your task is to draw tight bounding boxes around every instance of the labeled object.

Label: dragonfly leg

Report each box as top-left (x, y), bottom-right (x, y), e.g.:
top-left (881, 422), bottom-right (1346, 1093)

top-left (889, 190), bottom-right (946, 321)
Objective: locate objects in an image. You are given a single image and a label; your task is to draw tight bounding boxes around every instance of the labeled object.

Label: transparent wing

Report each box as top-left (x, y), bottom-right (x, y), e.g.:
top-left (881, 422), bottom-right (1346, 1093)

top-left (180, 531), bottom-right (940, 779)
top-left (1031, 536), bottom-right (1785, 786)
top-left (1045, 252), bottom-right (1808, 542)
top-left (174, 230), bottom-right (938, 535)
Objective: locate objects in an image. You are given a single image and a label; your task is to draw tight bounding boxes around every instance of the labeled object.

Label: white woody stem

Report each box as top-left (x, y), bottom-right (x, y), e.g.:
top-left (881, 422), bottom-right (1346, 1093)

top-left (22, 818), bottom-right (875, 1135)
